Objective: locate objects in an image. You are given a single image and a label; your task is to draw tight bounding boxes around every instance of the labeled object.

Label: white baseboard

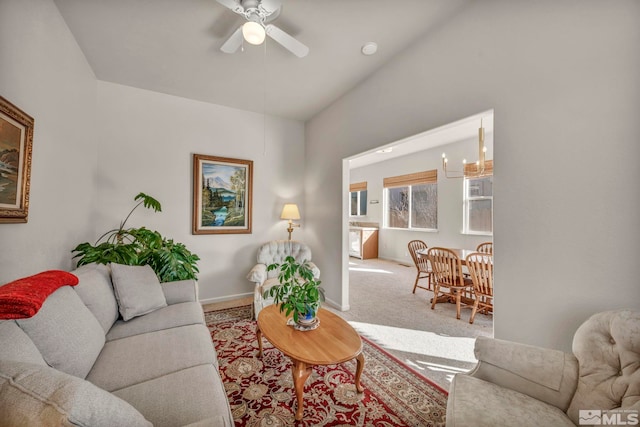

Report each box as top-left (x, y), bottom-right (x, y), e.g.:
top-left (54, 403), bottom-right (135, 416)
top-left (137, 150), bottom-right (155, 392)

top-left (325, 297), bottom-right (349, 312)
top-left (199, 292), bottom-right (253, 306)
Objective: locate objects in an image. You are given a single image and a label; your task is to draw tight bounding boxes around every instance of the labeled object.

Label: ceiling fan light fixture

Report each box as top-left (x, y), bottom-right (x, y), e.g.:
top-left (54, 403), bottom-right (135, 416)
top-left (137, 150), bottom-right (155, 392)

top-left (242, 21), bottom-right (266, 45)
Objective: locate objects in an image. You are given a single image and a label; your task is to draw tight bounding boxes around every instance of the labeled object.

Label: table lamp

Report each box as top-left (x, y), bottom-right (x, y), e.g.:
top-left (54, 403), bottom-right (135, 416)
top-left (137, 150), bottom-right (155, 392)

top-left (280, 203), bottom-right (301, 240)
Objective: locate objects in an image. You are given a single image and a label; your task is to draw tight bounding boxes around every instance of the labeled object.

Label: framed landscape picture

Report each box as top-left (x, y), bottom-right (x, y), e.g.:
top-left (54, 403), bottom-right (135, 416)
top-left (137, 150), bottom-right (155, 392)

top-left (192, 154), bottom-right (253, 234)
top-left (0, 96), bottom-right (34, 224)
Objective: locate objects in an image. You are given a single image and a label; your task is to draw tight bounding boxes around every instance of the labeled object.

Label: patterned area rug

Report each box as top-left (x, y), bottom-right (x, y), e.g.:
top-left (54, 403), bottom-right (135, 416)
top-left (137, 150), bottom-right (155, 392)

top-left (205, 305), bottom-right (448, 426)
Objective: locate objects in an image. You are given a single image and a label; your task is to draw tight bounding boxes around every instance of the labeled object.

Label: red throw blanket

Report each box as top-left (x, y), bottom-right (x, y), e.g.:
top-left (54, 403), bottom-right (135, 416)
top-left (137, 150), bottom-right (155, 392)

top-left (0, 270), bottom-right (79, 319)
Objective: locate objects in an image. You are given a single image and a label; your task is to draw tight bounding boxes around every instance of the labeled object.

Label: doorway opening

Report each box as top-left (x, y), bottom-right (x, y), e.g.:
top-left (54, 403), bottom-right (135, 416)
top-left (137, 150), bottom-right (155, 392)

top-left (340, 111), bottom-right (494, 389)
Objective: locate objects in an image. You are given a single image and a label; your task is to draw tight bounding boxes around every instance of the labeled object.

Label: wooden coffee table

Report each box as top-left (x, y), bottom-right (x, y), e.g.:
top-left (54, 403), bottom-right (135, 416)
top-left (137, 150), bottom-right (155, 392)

top-left (256, 305), bottom-right (364, 421)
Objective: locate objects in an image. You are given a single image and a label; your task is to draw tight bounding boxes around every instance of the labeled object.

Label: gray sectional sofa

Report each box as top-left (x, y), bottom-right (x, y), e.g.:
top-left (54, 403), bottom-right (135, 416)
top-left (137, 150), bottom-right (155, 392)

top-left (0, 263), bottom-right (234, 426)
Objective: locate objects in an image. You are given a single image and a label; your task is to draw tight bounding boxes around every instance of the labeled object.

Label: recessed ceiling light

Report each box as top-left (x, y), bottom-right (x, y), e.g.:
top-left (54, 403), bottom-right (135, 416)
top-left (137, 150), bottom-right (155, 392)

top-left (376, 147), bottom-right (393, 154)
top-left (361, 42), bottom-right (378, 56)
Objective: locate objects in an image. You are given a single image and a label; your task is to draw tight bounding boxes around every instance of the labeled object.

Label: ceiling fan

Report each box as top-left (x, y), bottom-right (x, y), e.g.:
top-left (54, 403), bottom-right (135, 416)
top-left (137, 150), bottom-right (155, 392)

top-left (216, 0), bottom-right (309, 58)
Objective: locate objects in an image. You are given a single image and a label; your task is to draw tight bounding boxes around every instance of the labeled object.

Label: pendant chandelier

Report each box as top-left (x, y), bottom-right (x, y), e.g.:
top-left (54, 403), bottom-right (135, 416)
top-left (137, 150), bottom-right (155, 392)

top-left (442, 119), bottom-right (488, 179)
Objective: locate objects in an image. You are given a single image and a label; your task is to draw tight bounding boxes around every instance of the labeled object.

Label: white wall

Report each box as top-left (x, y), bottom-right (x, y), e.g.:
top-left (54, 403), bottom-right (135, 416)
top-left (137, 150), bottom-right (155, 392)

top-left (306, 0), bottom-right (640, 351)
top-left (95, 82), bottom-right (305, 302)
top-left (0, 0), bottom-right (97, 282)
top-left (350, 136), bottom-right (492, 265)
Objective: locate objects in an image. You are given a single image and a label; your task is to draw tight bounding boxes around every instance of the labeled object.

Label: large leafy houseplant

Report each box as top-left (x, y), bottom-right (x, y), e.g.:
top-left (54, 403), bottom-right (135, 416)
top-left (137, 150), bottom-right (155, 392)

top-left (264, 256), bottom-right (324, 324)
top-left (72, 193), bottom-right (200, 282)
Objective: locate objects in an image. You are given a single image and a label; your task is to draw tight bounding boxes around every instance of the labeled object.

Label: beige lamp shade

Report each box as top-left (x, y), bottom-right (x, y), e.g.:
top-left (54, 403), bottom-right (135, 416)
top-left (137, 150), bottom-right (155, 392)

top-left (280, 204), bottom-right (301, 220)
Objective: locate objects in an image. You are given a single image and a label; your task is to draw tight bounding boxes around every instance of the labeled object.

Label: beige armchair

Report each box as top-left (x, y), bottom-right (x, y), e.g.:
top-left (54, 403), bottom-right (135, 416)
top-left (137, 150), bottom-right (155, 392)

top-left (446, 309), bottom-right (640, 426)
top-left (247, 240), bottom-right (320, 319)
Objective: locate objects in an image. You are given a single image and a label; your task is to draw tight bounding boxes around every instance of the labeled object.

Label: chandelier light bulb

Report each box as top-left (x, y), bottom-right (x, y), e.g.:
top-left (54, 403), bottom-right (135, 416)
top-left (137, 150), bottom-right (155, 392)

top-left (243, 21), bottom-right (266, 45)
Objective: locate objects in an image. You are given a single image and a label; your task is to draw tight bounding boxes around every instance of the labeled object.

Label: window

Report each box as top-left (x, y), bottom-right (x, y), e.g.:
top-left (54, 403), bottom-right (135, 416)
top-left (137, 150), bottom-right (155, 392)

top-left (349, 182), bottom-right (367, 216)
top-left (384, 170), bottom-right (437, 230)
top-left (464, 161), bottom-right (493, 234)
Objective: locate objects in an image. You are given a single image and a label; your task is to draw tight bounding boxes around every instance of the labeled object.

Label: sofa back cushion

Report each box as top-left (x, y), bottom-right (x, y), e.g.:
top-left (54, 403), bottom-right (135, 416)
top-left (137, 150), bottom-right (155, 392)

top-left (567, 309), bottom-right (640, 424)
top-left (16, 286), bottom-right (105, 379)
top-left (72, 263), bottom-right (119, 333)
top-left (257, 240), bottom-right (312, 279)
top-left (0, 360), bottom-right (151, 427)
top-left (0, 320), bottom-right (46, 365)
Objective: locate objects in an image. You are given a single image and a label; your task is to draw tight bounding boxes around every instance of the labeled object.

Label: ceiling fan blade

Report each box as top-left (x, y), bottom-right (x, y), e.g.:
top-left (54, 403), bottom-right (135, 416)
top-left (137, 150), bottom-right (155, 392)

top-left (216, 0), bottom-right (244, 14)
top-left (221, 27), bottom-right (243, 54)
top-left (265, 24), bottom-right (309, 58)
top-left (260, 0), bottom-right (282, 13)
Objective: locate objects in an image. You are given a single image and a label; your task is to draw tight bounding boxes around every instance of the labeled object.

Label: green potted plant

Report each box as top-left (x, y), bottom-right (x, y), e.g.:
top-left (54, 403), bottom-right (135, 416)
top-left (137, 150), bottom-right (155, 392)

top-left (71, 193), bottom-right (200, 282)
top-left (265, 255), bottom-right (324, 327)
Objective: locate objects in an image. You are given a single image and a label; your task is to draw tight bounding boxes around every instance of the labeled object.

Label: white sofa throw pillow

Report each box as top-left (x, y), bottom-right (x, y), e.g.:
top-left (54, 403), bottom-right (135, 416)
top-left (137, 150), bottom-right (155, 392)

top-left (110, 264), bottom-right (167, 321)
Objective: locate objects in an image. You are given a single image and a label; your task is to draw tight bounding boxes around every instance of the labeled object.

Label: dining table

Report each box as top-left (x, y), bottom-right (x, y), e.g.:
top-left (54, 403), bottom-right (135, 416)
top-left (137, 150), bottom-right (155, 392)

top-left (415, 248), bottom-right (476, 264)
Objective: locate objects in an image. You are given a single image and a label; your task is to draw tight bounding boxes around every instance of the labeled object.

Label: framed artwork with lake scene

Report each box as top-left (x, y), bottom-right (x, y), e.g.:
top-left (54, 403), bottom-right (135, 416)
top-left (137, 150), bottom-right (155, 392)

top-left (192, 154), bottom-right (253, 234)
top-left (0, 96), bottom-right (34, 224)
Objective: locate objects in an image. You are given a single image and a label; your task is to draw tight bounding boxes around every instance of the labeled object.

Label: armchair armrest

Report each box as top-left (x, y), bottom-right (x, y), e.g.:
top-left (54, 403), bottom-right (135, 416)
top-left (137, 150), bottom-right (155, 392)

top-left (469, 336), bottom-right (579, 411)
top-left (307, 261), bottom-right (320, 279)
top-left (247, 264), bottom-right (267, 284)
top-left (161, 279), bottom-right (198, 305)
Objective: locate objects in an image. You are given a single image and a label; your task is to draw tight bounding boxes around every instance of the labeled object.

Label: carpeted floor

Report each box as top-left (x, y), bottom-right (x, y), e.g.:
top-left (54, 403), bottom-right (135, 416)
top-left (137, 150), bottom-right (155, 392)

top-left (331, 257), bottom-right (494, 391)
top-left (206, 306), bottom-right (448, 427)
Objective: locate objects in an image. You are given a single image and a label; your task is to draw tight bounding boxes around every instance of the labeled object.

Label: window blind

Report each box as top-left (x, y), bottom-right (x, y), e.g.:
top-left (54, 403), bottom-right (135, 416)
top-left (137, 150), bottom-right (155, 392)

top-left (383, 170), bottom-right (437, 188)
top-left (464, 160), bottom-right (493, 177)
top-left (349, 181), bottom-right (367, 192)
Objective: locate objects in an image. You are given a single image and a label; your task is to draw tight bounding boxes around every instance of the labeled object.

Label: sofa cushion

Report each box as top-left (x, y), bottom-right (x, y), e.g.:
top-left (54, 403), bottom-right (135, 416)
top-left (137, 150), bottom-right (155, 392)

top-left (446, 374), bottom-right (575, 427)
top-left (160, 279), bottom-right (198, 304)
top-left (16, 286), bottom-right (105, 379)
top-left (72, 263), bottom-right (119, 333)
top-left (113, 364), bottom-right (233, 427)
top-left (110, 263), bottom-right (167, 321)
top-left (567, 309), bottom-right (640, 424)
top-left (87, 324), bottom-right (217, 392)
top-left (0, 320), bottom-right (46, 365)
top-left (106, 301), bottom-right (205, 341)
top-left (0, 360), bottom-right (151, 427)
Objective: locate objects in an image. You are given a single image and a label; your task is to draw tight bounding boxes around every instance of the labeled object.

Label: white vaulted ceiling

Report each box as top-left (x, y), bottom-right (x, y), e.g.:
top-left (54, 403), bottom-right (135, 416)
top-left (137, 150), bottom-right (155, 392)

top-left (53, 0), bottom-right (470, 121)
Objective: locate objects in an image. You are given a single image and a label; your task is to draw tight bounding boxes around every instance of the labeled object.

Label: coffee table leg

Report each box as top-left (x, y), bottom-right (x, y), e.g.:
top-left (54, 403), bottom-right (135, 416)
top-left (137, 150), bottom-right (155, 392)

top-left (292, 359), bottom-right (312, 421)
top-left (355, 353), bottom-right (365, 393)
top-left (256, 324), bottom-right (263, 358)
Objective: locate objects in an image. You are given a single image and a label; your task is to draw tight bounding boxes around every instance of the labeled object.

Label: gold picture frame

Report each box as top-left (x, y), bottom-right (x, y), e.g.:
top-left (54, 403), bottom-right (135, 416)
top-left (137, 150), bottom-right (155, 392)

top-left (192, 154), bottom-right (253, 234)
top-left (0, 96), bottom-right (34, 223)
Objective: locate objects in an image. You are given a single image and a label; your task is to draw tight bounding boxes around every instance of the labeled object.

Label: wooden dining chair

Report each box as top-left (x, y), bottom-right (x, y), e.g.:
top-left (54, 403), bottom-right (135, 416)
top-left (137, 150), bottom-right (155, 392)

top-left (465, 252), bottom-right (494, 324)
top-left (427, 247), bottom-right (473, 320)
top-left (407, 240), bottom-right (433, 292)
top-left (476, 242), bottom-right (493, 254)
